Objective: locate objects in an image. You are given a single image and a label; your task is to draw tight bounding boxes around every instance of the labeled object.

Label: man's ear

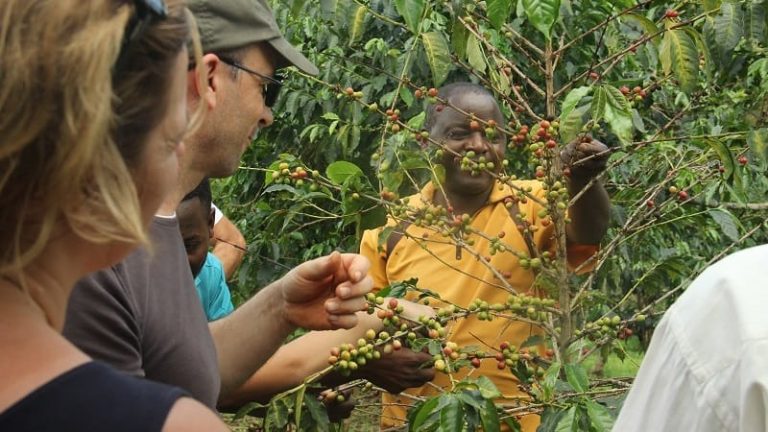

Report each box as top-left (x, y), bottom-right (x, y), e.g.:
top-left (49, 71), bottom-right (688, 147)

top-left (188, 53), bottom-right (221, 111)
top-left (207, 207), bottom-right (215, 240)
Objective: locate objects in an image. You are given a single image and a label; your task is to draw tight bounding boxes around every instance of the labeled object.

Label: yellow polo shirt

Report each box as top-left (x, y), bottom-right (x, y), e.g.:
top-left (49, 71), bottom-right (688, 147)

top-left (359, 180), bottom-right (597, 430)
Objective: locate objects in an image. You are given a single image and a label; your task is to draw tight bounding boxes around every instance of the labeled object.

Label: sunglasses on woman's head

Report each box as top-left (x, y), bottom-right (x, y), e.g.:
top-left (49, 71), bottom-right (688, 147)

top-left (116, 0), bottom-right (168, 70)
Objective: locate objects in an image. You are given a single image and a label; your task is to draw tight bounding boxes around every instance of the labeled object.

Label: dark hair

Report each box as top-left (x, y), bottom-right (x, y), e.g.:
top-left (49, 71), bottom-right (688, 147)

top-left (424, 82), bottom-right (498, 132)
top-left (113, 1), bottom-right (191, 169)
top-left (182, 177), bottom-right (212, 211)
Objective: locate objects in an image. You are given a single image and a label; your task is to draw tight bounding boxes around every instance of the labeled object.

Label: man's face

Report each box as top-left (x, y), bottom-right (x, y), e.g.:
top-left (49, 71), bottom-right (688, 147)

top-left (177, 197), bottom-right (213, 277)
top-left (204, 44), bottom-right (277, 178)
top-left (430, 91), bottom-right (506, 196)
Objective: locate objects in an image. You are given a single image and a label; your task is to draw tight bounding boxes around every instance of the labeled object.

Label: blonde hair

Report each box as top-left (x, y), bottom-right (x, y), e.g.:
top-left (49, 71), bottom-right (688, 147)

top-left (0, 0), bottom-right (199, 280)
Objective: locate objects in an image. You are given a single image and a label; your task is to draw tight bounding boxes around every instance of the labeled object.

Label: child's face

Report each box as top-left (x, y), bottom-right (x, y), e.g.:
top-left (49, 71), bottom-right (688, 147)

top-left (177, 197), bottom-right (214, 277)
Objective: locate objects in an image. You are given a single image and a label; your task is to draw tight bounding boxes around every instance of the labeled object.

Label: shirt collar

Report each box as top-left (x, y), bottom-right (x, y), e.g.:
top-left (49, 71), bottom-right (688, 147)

top-left (417, 181), bottom-right (515, 207)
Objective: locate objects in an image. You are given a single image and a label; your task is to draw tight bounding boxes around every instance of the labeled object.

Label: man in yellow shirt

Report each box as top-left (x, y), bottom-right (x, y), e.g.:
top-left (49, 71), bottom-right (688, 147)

top-left (359, 82), bottom-right (610, 429)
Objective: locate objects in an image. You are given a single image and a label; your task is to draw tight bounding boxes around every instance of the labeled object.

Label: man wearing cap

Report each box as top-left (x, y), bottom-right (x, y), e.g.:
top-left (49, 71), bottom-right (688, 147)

top-left (63, 0), bottom-right (372, 410)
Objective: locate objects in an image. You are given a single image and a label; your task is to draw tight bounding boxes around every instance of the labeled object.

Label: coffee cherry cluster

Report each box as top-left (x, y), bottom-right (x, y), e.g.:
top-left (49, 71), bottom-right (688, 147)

top-left (540, 181), bottom-right (567, 218)
top-left (340, 86), bottom-right (364, 100)
top-left (467, 342), bottom-right (551, 382)
top-left (379, 188), bottom-right (398, 202)
top-left (493, 341), bottom-right (523, 370)
top-left (509, 124), bottom-right (530, 148)
top-left (466, 293), bottom-right (555, 322)
top-left (402, 204), bottom-right (449, 229)
top-left (385, 108), bottom-right (402, 133)
top-left (577, 315), bottom-right (624, 340)
top-left (387, 204), bottom-right (477, 244)
top-left (514, 208), bottom-right (539, 235)
top-left (414, 87), bottom-right (439, 104)
top-left (416, 313), bottom-right (448, 339)
top-left (369, 295), bottom-right (446, 340)
top-left (319, 388), bottom-right (351, 404)
top-left (620, 85), bottom-right (647, 103)
top-left (270, 162), bottom-right (319, 190)
top-left (487, 230), bottom-right (516, 260)
top-left (413, 130), bottom-right (431, 146)
top-left (329, 296), bottom-right (434, 376)
top-left (505, 293), bottom-right (556, 319)
top-left (617, 326), bottom-right (634, 340)
top-left (527, 120), bottom-right (559, 160)
top-left (458, 150), bottom-right (496, 176)
top-left (327, 337), bottom-right (382, 376)
top-left (327, 294), bottom-right (454, 377)
top-left (668, 185), bottom-right (689, 202)
top-left (366, 296), bottom-right (408, 327)
top-left (433, 341), bottom-right (461, 373)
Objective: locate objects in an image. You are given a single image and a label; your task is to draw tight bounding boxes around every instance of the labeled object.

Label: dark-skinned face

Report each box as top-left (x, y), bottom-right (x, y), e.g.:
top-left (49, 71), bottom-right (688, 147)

top-left (177, 197), bottom-right (213, 277)
top-left (430, 91), bottom-right (506, 197)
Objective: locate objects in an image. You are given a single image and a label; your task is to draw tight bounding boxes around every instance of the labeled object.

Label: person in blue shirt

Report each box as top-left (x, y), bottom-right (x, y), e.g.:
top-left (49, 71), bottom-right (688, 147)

top-left (177, 178), bottom-right (235, 321)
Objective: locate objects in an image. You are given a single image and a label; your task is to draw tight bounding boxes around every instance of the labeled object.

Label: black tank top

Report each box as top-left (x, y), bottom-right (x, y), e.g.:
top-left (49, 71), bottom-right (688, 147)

top-left (0, 361), bottom-right (187, 431)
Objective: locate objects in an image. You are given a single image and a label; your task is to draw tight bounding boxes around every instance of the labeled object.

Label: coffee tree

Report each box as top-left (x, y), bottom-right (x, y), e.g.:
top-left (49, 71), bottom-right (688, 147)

top-left (219, 0), bottom-right (768, 430)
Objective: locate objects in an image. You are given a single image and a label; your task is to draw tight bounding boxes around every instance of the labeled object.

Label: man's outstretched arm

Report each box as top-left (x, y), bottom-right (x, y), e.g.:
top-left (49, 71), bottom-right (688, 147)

top-left (209, 252), bottom-right (373, 397)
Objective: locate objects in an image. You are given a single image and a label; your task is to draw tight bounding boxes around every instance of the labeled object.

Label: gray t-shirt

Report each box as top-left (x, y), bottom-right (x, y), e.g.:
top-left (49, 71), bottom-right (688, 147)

top-left (64, 217), bottom-right (220, 409)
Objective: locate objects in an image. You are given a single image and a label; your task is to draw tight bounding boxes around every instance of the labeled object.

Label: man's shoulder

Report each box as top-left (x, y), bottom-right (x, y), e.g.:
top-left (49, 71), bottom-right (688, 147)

top-left (681, 244), bottom-right (768, 302)
top-left (74, 252), bottom-right (138, 297)
top-left (665, 245), bottom-right (768, 358)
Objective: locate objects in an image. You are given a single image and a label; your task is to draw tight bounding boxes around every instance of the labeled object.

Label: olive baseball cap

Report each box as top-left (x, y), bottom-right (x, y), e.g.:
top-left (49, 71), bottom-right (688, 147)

top-left (187, 0), bottom-right (319, 75)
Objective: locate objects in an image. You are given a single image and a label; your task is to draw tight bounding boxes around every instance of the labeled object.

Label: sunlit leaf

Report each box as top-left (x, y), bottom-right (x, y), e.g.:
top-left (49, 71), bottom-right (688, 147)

top-left (560, 105), bottom-right (589, 144)
top-left (542, 361), bottom-right (561, 401)
top-left (564, 363), bottom-right (588, 393)
top-left (303, 397), bottom-right (330, 431)
top-left (522, 0), bottom-right (561, 39)
top-left (706, 138), bottom-right (735, 179)
top-left (408, 397), bottom-right (440, 431)
top-left (476, 375), bottom-right (502, 399)
top-left (294, 385), bottom-right (306, 427)
top-left (290, 0), bottom-right (307, 17)
top-left (264, 398), bottom-right (290, 430)
top-left (590, 86), bottom-right (606, 124)
top-left (422, 32), bottom-right (452, 87)
top-left (748, 128), bottom-right (768, 169)
top-left (659, 29), bottom-right (699, 93)
top-left (709, 208), bottom-right (740, 242)
top-left (585, 400), bottom-right (615, 432)
top-left (559, 86), bottom-right (591, 121)
top-left (451, 18), bottom-right (469, 59)
top-left (603, 85), bottom-right (631, 115)
top-left (480, 399), bottom-right (501, 432)
top-left (715, 1), bottom-right (744, 54)
top-left (349, 5), bottom-right (367, 44)
top-left (467, 34), bottom-right (487, 73)
top-left (747, 1), bottom-right (766, 46)
top-left (440, 396), bottom-right (465, 431)
top-left (326, 160), bottom-right (363, 184)
top-left (703, 0), bottom-right (722, 12)
top-left (623, 12), bottom-right (661, 45)
top-left (394, 0), bottom-right (425, 33)
top-left (603, 86), bottom-right (633, 143)
top-left (487, 0), bottom-right (514, 29)
top-left (554, 406), bottom-right (578, 432)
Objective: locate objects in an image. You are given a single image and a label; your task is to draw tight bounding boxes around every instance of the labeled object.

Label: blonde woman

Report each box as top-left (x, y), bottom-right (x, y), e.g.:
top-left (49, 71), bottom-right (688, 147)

top-left (0, 1), bottom-right (226, 430)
